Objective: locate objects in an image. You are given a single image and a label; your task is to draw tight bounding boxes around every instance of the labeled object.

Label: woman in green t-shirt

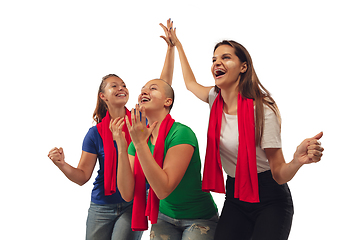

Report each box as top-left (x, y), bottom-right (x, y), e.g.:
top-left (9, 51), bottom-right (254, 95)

top-left (110, 77), bottom-right (218, 240)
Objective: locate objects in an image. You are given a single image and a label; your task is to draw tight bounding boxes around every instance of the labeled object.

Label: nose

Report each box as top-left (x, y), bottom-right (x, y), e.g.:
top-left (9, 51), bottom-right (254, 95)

top-left (213, 58), bottom-right (222, 66)
top-left (141, 86), bottom-right (149, 94)
top-left (139, 87), bottom-right (149, 99)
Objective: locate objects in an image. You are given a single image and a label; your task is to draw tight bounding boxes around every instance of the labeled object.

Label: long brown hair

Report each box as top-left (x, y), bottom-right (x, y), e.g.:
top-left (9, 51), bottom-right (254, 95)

top-left (214, 40), bottom-right (281, 146)
top-left (92, 74), bottom-right (120, 124)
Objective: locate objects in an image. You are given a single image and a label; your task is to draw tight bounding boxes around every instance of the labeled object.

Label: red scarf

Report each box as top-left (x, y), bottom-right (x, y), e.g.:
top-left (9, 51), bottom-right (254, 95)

top-left (96, 109), bottom-right (132, 196)
top-left (202, 91), bottom-right (259, 203)
top-left (131, 114), bottom-right (175, 231)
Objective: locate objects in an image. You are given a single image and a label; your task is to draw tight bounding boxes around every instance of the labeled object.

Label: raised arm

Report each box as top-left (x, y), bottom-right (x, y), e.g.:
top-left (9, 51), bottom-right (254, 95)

top-left (159, 19), bottom-right (175, 86)
top-left (125, 105), bottom-right (193, 200)
top-left (48, 147), bottom-right (97, 186)
top-left (168, 25), bottom-right (213, 103)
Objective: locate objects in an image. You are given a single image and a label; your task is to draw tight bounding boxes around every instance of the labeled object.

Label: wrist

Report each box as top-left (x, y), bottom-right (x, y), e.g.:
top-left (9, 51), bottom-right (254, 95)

top-left (55, 160), bottom-right (66, 169)
top-left (291, 154), bottom-right (304, 168)
top-left (134, 141), bottom-right (148, 152)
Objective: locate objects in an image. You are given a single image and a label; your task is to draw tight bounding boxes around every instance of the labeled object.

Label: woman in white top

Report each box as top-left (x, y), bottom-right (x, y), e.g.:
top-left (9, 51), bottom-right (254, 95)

top-left (167, 26), bottom-right (324, 240)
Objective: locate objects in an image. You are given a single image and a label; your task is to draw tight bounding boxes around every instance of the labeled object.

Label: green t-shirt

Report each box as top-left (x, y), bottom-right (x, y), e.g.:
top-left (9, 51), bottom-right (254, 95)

top-left (128, 122), bottom-right (218, 219)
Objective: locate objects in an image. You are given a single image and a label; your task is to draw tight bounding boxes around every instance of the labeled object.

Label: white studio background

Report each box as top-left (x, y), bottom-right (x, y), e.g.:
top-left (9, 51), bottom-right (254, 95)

top-left (1, 1), bottom-right (358, 239)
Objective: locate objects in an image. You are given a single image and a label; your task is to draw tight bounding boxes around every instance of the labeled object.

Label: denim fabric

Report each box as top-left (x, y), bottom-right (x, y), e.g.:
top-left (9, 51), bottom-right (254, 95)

top-left (86, 201), bottom-right (143, 240)
top-left (150, 212), bottom-right (218, 240)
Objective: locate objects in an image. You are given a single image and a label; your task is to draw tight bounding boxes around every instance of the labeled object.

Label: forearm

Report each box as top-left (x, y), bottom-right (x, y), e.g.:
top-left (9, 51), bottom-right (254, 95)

top-left (272, 159), bottom-right (303, 185)
top-left (116, 150), bottom-right (135, 202)
top-left (160, 46), bottom-right (175, 85)
top-left (57, 162), bottom-right (89, 186)
top-left (135, 142), bottom-right (172, 200)
top-left (176, 43), bottom-right (198, 92)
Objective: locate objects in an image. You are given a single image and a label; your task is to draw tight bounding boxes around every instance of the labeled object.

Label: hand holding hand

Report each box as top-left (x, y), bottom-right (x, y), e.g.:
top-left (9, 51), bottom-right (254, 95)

top-left (48, 147), bottom-right (65, 167)
top-left (160, 18), bottom-right (178, 47)
top-left (294, 132), bottom-right (324, 165)
top-left (125, 105), bottom-right (157, 147)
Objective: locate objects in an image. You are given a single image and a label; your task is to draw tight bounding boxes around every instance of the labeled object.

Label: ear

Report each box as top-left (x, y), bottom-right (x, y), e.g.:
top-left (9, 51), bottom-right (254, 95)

top-left (240, 62), bottom-right (248, 73)
top-left (164, 98), bottom-right (173, 108)
top-left (99, 92), bottom-right (107, 102)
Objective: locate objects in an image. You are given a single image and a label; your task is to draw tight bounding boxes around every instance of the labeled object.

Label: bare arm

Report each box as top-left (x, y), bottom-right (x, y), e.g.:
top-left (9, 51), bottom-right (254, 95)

top-left (168, 25), bottom-right (212, 103)
top-left (48, 148), bottom-right (97, 186)
top-left (134, 142), bottom-right (193, 200)
top-left (125, 106), bottom-right (193, 200)
top-left (266, 132), bottom-right (324, 185)
top-left (109, 117), bottom-right (135, 202)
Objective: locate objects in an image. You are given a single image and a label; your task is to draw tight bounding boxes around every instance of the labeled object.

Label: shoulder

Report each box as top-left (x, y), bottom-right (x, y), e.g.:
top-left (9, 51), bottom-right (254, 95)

top-left (83, 125), bottom-right (100, 140)
top-left (170, 122), bottom-right (196, 137)
top-left (82, 126), bottom-right (101, 154)
top-left (166, 122), bottom-right (198, 148)
top-left (208, 87), bottom-right (218, 107)
top-left (263, 104), bottom-right (280, 125)
top-left (261, 104), bottom-right (282, 149)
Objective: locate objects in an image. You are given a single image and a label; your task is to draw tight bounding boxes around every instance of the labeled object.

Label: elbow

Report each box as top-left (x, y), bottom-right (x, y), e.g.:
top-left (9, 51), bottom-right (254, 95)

top-left (118, 186), bottom-right (134, 202)
top-left (76, 179), bottom-right (89, 186)
top-left (155, 189), bottom-right (171, 200)
top-left (271, 171), bottom-right (287, 185)
top-left (122, 195), bottom-right (134, 202)
top-left (274, 178), bottom-right (287, 185)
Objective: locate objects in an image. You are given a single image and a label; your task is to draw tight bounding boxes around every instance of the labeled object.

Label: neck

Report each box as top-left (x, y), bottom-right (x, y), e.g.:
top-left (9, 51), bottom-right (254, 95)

top-left (146, 109), bottom-right (169, 144)
top-left (220, 87), bottom-right (239, 115)
top-left (107, 105), bottom-right (126, 119)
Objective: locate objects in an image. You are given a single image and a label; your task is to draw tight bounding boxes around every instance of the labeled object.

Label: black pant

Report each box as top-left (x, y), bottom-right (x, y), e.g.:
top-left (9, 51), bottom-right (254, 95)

top-left (214, 170), bottom-right (294, 240)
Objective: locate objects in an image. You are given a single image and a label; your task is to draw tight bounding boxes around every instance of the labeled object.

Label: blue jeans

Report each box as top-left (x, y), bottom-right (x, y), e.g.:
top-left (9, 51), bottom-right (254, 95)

top-left (150, 212), bottom-right (218, 240)
top-left (86, 201), bottom-right (143, 240)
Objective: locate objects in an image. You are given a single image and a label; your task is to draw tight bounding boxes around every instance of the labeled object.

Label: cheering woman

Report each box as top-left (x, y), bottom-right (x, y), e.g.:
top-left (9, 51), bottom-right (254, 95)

top-left (47, 19), bottom-right (175, 240)
top-left (167, 24), bottom-right (324, 240)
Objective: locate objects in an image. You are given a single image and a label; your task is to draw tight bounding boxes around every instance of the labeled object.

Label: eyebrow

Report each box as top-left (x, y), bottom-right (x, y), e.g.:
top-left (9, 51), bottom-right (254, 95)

top-left (212, 53), bottom-right (232, 59)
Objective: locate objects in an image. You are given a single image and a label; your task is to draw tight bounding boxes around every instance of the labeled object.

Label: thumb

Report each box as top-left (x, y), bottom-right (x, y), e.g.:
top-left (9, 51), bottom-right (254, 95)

top-left (160, 35), bottom-right (169, 44)
top-left (59, 147), bottom-right (63, 154)
top-left (148, 121), bottom-right (158, 133)
top-left (312, 131), bottom-right (323, 140)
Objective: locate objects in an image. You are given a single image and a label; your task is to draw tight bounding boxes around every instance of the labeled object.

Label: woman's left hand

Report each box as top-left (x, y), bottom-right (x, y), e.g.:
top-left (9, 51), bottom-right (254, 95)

top-left (125, 105), bottom-right (158, 146)
top-left (294, 132), bottom-right (324, 165)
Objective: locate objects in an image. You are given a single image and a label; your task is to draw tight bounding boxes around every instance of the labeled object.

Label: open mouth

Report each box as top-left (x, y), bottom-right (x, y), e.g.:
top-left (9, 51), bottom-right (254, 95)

top-left (140, 96), bottom-right (151, 103)
top-left (115, 92), bottom-right (126, 97)
top-left (214, 68), bottom-right (226, 78)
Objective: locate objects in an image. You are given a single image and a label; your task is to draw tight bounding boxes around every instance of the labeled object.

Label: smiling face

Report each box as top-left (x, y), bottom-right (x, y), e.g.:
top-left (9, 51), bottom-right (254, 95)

top-left (100, 76), bottom-right (129, 108)
top-left (211, 45), bottom-right (247, 90)
top-left (138, 79), bottom-right (173, 112)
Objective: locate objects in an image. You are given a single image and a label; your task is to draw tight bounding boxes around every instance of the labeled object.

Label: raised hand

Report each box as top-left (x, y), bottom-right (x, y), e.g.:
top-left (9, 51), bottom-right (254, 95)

top-left (109, 117), bottom-right (128, 153)
top-left (294, 132), bottom-right (324, 165)
top-left (125, 105), bottom-right (157, 146)
top-left (48, 147), bottom-right (65, 167)
top-left (160, 18), bottom-right (175, 47)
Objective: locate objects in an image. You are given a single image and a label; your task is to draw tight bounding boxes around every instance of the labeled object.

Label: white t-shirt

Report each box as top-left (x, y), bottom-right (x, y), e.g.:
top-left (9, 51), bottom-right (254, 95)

top-left (208, 87), bottom-right (281, 177)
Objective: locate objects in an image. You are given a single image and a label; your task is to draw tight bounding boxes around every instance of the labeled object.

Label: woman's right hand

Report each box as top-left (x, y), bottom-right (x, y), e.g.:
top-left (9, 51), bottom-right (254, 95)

top-left (109, 117), bottom-right (128, 153)
top-left (160, 18), bottom-right (180, 47)
top-left (48, 147), bottom-right (65, 167)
